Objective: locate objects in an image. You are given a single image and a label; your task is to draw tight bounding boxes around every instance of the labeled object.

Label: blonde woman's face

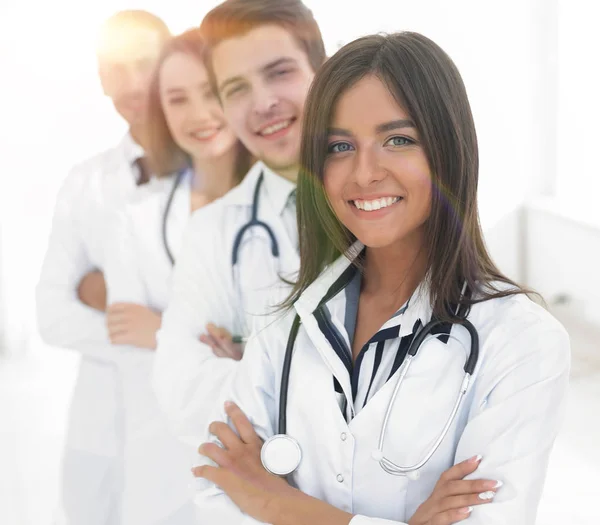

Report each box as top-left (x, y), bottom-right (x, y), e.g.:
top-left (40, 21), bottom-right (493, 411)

top-left (159, 51), bottom-right (238, 161)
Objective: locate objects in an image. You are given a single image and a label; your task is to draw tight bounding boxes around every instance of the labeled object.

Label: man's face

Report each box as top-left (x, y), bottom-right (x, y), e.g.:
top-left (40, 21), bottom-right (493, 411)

top-left (98, 25), bottom-right (166, 128)
top-left (211, 25), bottom-right (316, 180)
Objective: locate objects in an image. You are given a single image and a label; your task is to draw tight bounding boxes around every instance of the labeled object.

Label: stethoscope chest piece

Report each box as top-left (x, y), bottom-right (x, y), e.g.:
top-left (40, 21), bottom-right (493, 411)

top-left (261, 434), bottom-right (302, 476)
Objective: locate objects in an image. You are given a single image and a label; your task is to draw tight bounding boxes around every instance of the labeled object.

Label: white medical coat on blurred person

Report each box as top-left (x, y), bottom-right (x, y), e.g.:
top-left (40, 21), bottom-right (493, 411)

top-left (153, 161), bottom-right (299, 445)
top-left (36, 133), bottom-right (144, 524)
top-left (103, 169), bottom-right (199, 524)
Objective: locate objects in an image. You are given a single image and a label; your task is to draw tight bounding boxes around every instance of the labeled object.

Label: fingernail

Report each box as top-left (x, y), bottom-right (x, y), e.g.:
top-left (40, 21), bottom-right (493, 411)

top-left (460, 507), bottom-right (473, 514)
top-left (483, 479), bottom-right (503, 490)
top-left (224, 400), bottom-right (234, 410)
top-left (470, 454), bottom-right (483, 463)
top-left (478, 491), bottom-right (495, 500)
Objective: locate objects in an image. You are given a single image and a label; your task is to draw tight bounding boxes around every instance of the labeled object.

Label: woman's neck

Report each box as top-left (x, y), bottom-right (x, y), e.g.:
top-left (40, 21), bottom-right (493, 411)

top-left (191, 147), bottom-right (239, 201)
top-left (362, 229), bottom-right (428, 306)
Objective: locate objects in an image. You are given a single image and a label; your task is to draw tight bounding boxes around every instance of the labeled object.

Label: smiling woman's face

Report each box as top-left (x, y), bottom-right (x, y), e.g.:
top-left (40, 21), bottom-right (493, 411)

top-left (323, 74), bottom-right (432, 250)
top-left (159, 51), bottom-right (238, 161)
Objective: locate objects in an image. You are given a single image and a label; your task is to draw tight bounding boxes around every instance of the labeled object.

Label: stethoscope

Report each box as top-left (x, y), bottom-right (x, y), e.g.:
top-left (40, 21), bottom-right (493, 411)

top-left (260, 284), bottom-right (479, 480)
top-left (230, 171), bottom-right (280, 342)
top-left (161, 168), bottom-right (188, 266)
top-left (161, 169), bottom-right (281, 341)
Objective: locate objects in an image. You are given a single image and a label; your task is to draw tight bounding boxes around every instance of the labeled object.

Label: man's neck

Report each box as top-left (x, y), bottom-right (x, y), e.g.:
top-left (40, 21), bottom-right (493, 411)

top-left (129, 125), bottom-right (148, 152)
top-left (271, 164), bottom-right (299, 183)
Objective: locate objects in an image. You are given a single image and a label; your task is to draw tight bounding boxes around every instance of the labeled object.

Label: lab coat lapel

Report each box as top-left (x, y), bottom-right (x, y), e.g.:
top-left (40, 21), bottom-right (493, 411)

top-left (228, 163), bottom-right (297, 327)
top-left (257, 185), bottom-right (300, 281)
top-left (232, 162), bottom-right (300, 281)
top-left (294, 247), bottom-right (363, 416)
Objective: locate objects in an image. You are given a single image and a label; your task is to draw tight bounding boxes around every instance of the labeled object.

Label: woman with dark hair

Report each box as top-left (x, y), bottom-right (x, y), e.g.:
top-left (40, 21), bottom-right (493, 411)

top-left (101, 29), bottom-right (249, 524)
top-left (192, 32), bottom-right (570, 525)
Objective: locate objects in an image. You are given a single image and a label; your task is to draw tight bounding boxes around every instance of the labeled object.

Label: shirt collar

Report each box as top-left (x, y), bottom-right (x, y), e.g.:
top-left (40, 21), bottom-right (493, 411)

top-left (261, 165), bottom-right (296, 217)
top-left (223, 161), bottom-right (296, 210)
top-left (294, 241), bottom-right (364, 319)
top-left (119, 132), bottom-right (144, 165)
top-left (295, 241), bottom-right (431, 339)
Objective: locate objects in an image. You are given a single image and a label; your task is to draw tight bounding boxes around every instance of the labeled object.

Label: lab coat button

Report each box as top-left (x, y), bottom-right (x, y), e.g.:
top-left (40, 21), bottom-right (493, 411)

top-left (340, 432), bottom-right (347, 441)
top-left (336, 474), bottom-right (344, 483)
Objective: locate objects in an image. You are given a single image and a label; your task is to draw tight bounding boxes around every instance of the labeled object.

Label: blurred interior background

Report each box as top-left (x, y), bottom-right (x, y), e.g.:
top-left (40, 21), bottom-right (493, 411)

top-left (0, 0), bottom-right (598, 523)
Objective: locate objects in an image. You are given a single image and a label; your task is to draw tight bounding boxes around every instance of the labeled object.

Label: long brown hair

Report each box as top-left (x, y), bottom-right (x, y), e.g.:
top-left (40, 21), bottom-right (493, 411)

top-left (145, 28), bottom-right (251, 179)
top-left (287, 32), bottom-right (533, 323)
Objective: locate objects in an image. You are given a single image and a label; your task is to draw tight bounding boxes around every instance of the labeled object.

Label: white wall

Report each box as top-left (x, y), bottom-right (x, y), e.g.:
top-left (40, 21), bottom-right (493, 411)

top-left (317, 0), bottom-right (559, 280)
top-left (526, 200), bottom-right (600, 324)
top-left (556, 0), bottom-right (600, 205)
top-left (0, 0), bottom-right (560, 352)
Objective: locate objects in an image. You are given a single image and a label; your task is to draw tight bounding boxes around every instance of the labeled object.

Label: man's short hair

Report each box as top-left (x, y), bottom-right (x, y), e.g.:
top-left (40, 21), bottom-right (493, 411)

top-left (200, 0), bottom-right (326, 78)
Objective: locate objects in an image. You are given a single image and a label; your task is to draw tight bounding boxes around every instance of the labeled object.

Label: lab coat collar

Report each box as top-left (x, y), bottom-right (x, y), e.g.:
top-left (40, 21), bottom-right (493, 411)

top-left (119, 132), bottom-right (144, 164)
top-left (294, 241), bottom-right (432, 338)
top-left (224, 161), bottom-right (295, 210)
top-left (262, 166), bottom-right (296, 217)
top-left (294, 242), bottom-right (363, 319)
top-left (223, 161), bottom-right (265, 206)
top-left (118, 132), bottom-right (145, 182)
top-left (393, 279), bottom-right (431, 338)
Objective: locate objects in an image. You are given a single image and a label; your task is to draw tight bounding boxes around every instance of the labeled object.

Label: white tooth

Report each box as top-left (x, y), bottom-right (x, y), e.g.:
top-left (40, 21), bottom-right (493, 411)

top-left (372, 200), bottom-right (381, 211)
top-left (379, 198), bottom-right (387, 209)
top-left (355, 201), bottom-right (364, 210)
top-left (262, 120), bottom-right (291, 136)
top-left (194, 130), bottom-right (217, 139)
top-left (364, 201), bottom-right (373, 211)
top-left (386, 197), bottom-right (393, 207)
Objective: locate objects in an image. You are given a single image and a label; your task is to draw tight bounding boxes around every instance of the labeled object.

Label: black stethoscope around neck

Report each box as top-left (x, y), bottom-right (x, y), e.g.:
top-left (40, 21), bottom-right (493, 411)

top-left (260, 283), bottom-right (479, 480)
top-left (162, 169), bottom-right (280, 267)
top-left (162, 168), bottom-right (187, 266)
top-left (230, 171), bottom-right (280, 340)
top-left (161, 170), bottom-right (281, 340)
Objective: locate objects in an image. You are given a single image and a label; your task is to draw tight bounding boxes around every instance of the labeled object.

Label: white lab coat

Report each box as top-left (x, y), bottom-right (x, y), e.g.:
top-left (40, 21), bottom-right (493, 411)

top-left (194, 247), bottom-right (571, 525)
top-left (103, 170), bottom-right (196, 523)
top-left (36, 134), bottom-right (142, 523)
top-left (154, 161), bottom-right (299, 445)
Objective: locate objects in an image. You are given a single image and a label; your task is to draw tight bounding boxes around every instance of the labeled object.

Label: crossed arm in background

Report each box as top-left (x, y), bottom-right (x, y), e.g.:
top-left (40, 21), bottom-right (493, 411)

top-left (77, 269), bottom-right (160, 350)
top-left (78, 269), bottom-right (241, 356)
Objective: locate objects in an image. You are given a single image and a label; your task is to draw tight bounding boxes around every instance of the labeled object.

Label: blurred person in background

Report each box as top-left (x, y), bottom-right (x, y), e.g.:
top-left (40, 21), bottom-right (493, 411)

top-left (100, 28), bottom-right (251, 524)
top-left (35, 10), bottom-right (172, 525)
top-left (152, 0), bottom-right (326, 448)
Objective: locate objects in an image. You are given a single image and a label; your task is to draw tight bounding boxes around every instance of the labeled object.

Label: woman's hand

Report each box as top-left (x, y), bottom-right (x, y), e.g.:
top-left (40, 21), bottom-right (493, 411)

top-left (408, 455), bottom-right (502, 525)
top-left (194, 401), bottom-right (291, 495)
top-left (106, 302), bottom-right (162, 349)
top-left (199, 323), bottom-right (244, 360)
top-left (194, 402), bottom-right (353, 525)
